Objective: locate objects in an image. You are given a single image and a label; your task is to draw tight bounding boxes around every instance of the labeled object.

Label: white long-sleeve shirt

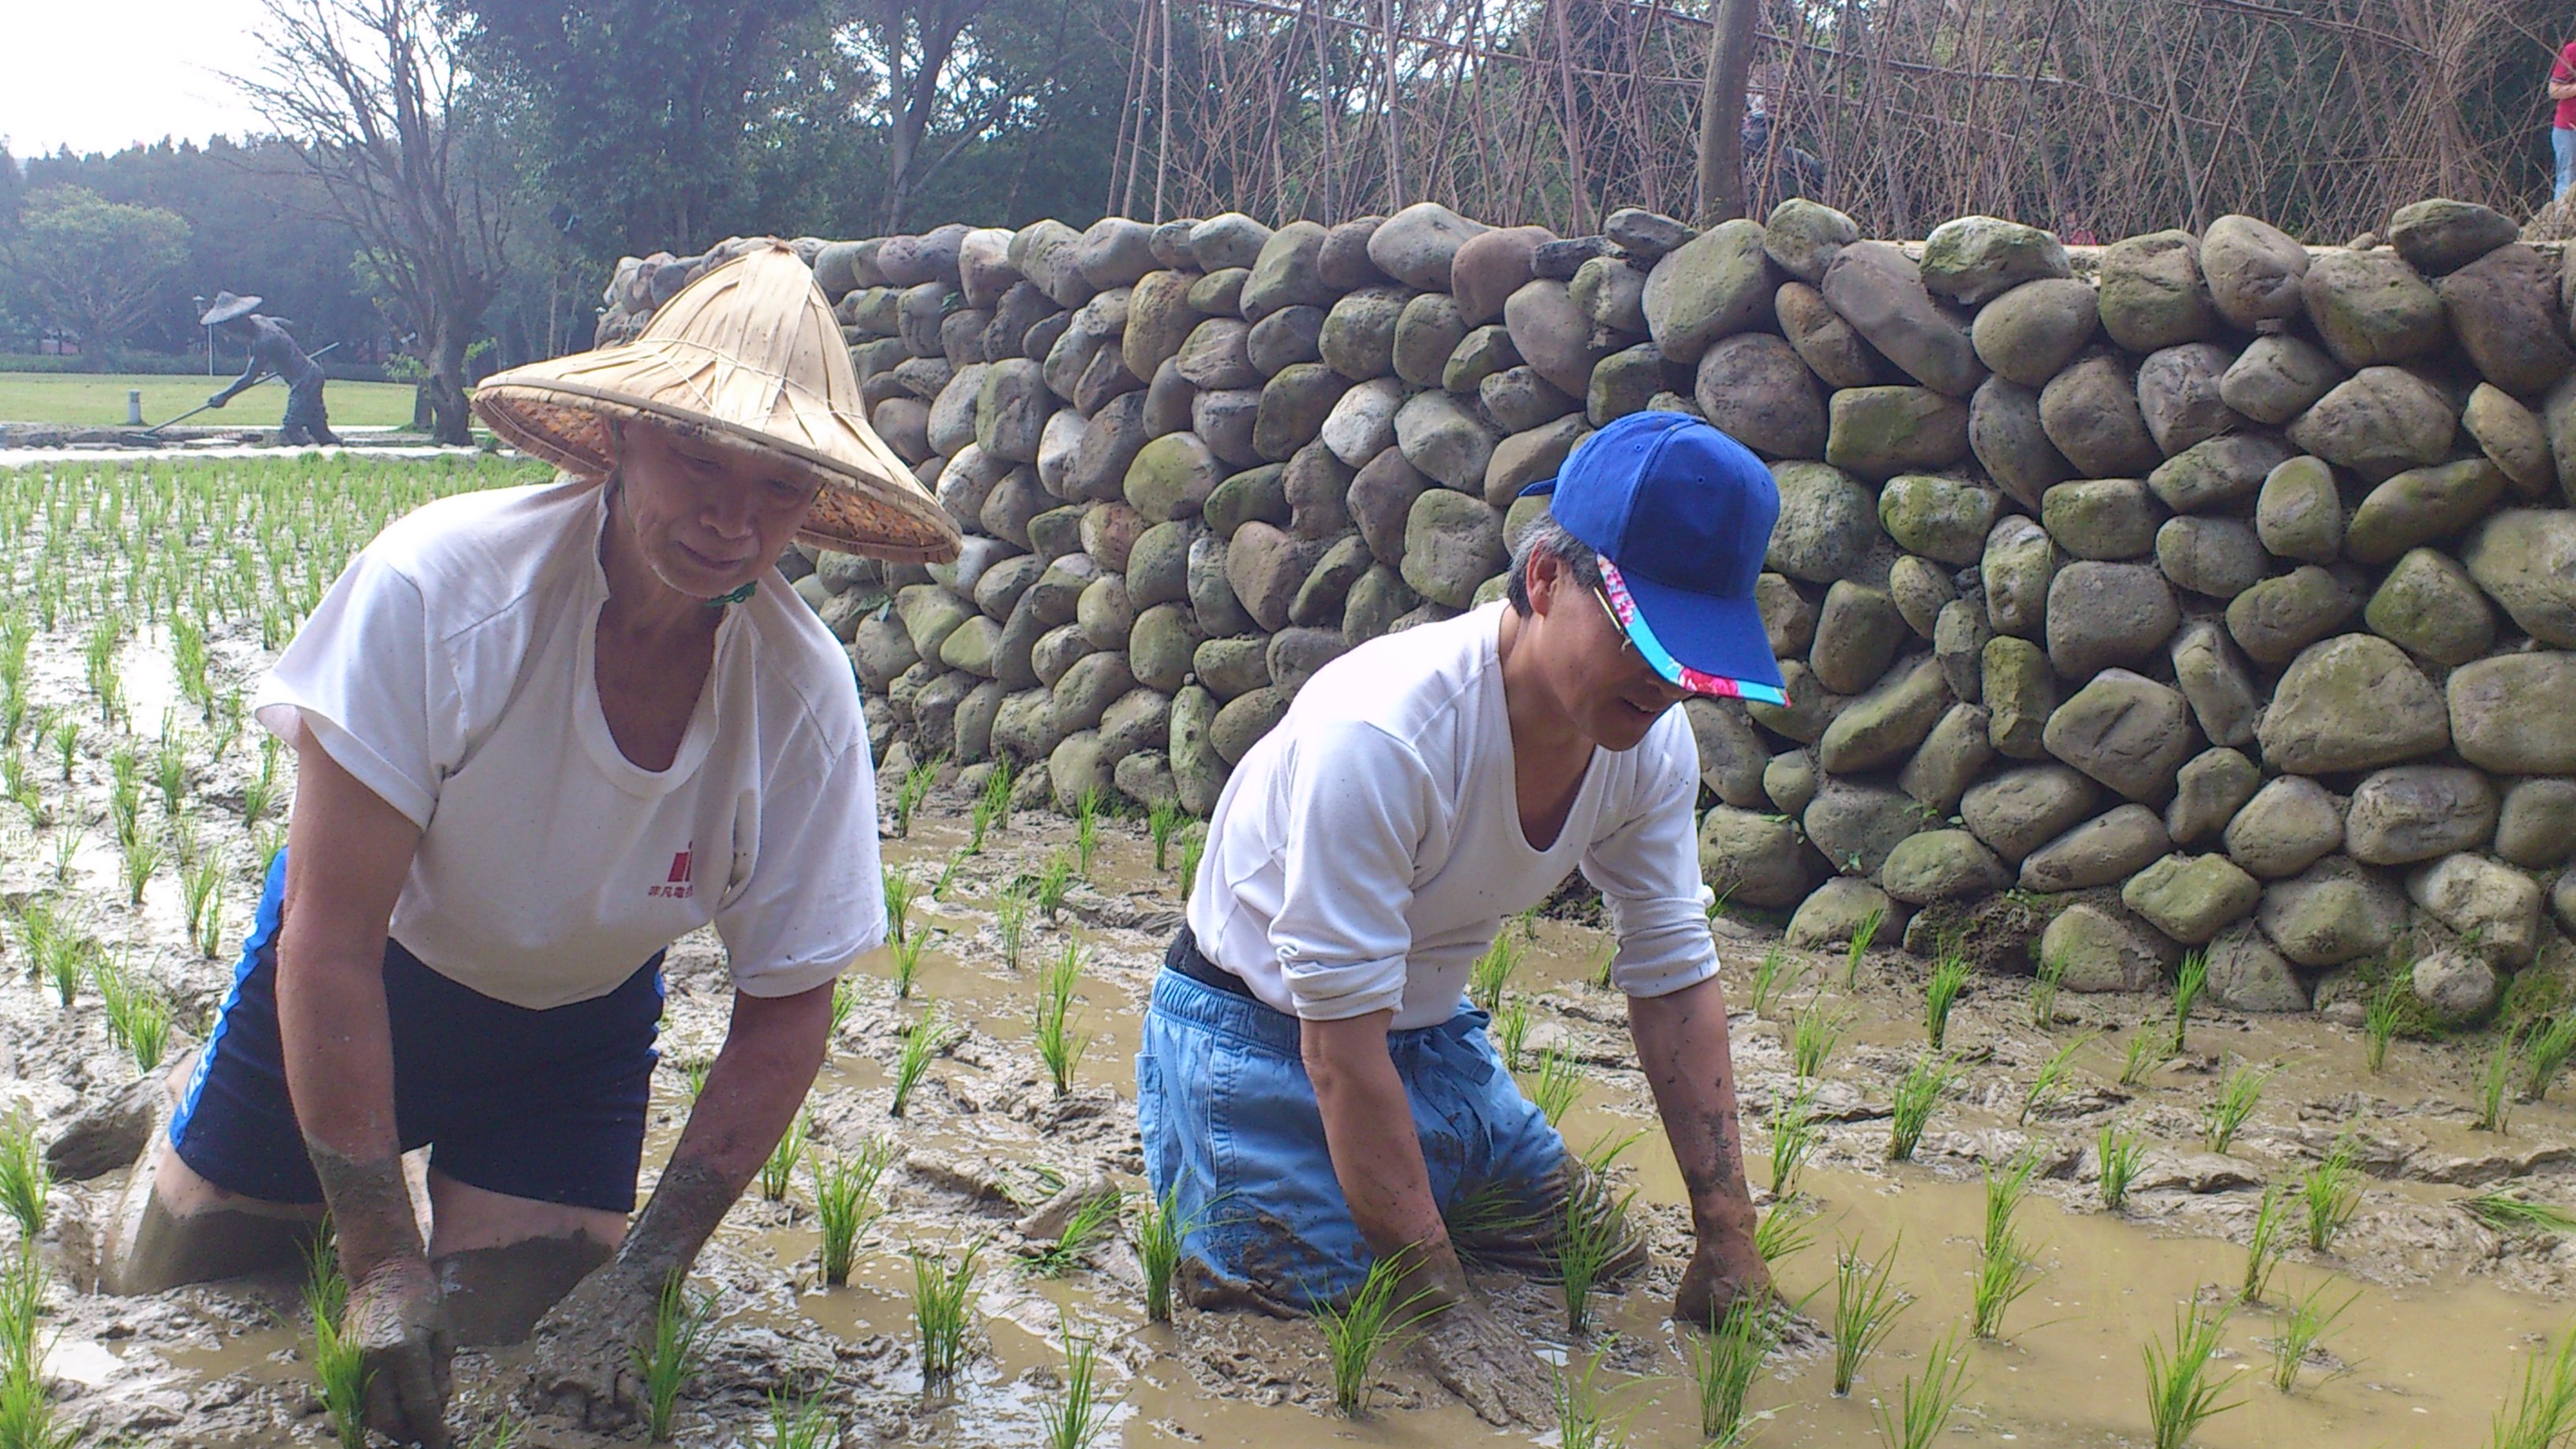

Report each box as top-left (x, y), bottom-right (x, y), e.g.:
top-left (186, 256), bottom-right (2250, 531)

top-left (1187, 602), bottom-right (1718, 1030)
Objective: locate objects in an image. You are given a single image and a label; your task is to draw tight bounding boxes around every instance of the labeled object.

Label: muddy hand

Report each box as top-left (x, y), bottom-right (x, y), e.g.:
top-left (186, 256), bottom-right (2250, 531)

top-left (1673, 1234), bottom-right (1772, 1328)
top-left (519, 1257), bottom-right (657, 1430)
top-left (347, 1256), bottom-right (453, 1448)
top-left (1406, 1294), bottom-right (1552, 1427)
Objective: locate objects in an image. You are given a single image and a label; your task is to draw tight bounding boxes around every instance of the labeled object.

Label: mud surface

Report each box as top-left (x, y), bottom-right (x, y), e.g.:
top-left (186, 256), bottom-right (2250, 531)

top-left (3, 540), bottom-right (2574, 1446)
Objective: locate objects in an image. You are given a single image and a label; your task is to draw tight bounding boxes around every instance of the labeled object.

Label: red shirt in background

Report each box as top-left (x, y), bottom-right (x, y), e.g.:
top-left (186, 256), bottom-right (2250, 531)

top-left (2555, 42), bottom-right (2576, 129)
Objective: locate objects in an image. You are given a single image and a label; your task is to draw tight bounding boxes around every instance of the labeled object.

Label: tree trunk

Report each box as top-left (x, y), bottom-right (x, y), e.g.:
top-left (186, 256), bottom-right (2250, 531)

top-left (426, 319), bottom-right (472, 446)
top-left (1695, 0), bottom-right (1759, 225)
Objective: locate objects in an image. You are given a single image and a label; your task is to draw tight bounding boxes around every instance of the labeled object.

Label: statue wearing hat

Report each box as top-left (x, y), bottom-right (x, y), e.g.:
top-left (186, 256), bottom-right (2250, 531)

top-left (200, 292), bottom-right (340, 446)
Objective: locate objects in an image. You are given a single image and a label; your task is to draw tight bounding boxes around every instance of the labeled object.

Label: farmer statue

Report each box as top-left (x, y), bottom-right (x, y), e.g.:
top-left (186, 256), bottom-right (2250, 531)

top-left (1137, 410), bottom-right (1780, 1425)
top-left (199, 291), bottom-right (339, 446)
top-left (102, 245), bottom-right (960, 1447)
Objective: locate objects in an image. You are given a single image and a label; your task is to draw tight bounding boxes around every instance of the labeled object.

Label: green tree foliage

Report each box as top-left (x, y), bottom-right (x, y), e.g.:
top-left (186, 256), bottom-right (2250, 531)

top-left (2, 187), bottom-right (193, 354)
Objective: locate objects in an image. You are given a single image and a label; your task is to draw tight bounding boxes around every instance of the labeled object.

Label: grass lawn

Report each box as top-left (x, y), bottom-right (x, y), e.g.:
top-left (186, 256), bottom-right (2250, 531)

top-left (0, 373), bottom-right (423, 429)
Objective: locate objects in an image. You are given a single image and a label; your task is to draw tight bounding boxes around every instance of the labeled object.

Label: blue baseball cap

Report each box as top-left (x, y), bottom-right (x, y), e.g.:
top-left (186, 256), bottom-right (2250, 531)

top-left (1518, 411), bottom-right (1786, 705)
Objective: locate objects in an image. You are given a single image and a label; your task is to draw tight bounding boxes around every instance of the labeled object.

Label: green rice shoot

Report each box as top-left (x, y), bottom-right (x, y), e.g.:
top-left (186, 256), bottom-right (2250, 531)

top-left (2522, 1014), bottom-right (2576, 1102)
top-left (1747, 945), bottom-right (1789, 1018)
top-left (2486, 1320), bottom-right (2576, 1449)
top-left (1468, 934), bottom-right (1522, 1013)
top-left (1527, 1047), bottom-right (1586, 1125)
top-left (1923, 952), bottom-right (1970, 1050)
top-left (811, 1140), bottom-right (892, 1286)
top-left (2463, 1191), bottom-right (2576, 1237)
top-left (2202, 1062), bottom-right (2271, 1153)
top-left (632, 1276), bottom-right (713, 1441)
top-left (1133, 1178), bottom-right (1200, 1324)
top-left (1148, 799), bottom-right (1182, 872)
top-left (912, 1241), bottom-right (981, 1383)
top-left (1314, 1249), bottom-right (1428, 1415)
top-left (890, 927), bottom-right (930, 1000)
top-left (1792, 1005), bottom-right (1850, 1080)
top-left (1873, 1322), bottom-right (1975, 1449)
top-left (2477, 1035), bottom-right (2516, 1134)
top-left (1829, 1235), bottom-right (1909, 1396)
top-left (1845, 906), bottom-right (1884, 988)
top-left (2364, 976), bottom-right (2406, 1074)
top-left (1073, 786), bottom-right (1102, 876)
top-left (2241, 1183), bottom-right (2288, 1305)
top-left (2300, 1136), bottom-right (2362, 1253)
top-left (2098, 1124), bottom-right (2145, 1213)
top-left (995, 888), bottom-right (1030, 970)
top-left (1035, 941), bottom-right (1091, 1098)
top-left (1492, 994), bottom-right (1533, 1071)
top-left (1769, 1082), bottom-right (1822, 1199)
top-left (1039, 1327), bottom-right (1118, 1449)
top-left (1556, 1173), bottom-right (1636, 1335)
top-left (1687, 1291), bottom-right (1777, 1440)
top-left (2021, 1031), bottom-right (2099, 1125)
top-left (2268, 1281), bottom-right (2356, 1394)
top-left (890, 1004), bottom-right (959, 1118)
top-left (305, 1233), bottom-right (367, 1449)
top-left (881, 865), bottom-right (915, 945)
top-left (1024, 1188), bottom-right (1123, 1279)
top-left (2144, 1301), bottom-right (2243, 1449)
top-left (1886, 1051), bottom-right (1960, 1163)
top-left (2031, 949), bottom-right (2067, 1029)
top-left (2170, 949), bottom-right (2209, 1054)
top-left (758, 1114), bottom-right (810, 1203)
top-left (1035, 853), bottom-right (1075, 921)
top-left (0, 1117), bottom-right (47, 1242)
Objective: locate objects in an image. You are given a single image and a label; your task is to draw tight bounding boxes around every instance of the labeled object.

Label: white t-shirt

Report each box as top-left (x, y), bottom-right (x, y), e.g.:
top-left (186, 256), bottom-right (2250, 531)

top-left (255, 477), bottom-right (884, 1011)
top-left (1187, 602), bottom-right (1718, 1031)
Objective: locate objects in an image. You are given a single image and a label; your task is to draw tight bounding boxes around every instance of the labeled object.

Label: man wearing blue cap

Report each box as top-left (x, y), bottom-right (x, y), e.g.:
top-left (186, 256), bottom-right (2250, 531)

top-left (1136, 410), bottom-right (1780, 1422)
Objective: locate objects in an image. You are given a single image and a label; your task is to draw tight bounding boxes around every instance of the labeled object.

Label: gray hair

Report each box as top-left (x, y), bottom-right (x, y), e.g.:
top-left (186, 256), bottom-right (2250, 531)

top-left (1504, 517), bottom-right (1605, 616)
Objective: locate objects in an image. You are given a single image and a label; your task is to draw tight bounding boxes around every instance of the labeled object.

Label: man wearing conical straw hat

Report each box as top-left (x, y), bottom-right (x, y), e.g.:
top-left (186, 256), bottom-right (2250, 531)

top-left (101, 244), bottom-right (956, 1445)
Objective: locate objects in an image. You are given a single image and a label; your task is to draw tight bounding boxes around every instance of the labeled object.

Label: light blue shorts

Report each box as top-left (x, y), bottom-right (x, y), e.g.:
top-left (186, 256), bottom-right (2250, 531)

top-left (1134, 956), bottom-right (1571, 1311)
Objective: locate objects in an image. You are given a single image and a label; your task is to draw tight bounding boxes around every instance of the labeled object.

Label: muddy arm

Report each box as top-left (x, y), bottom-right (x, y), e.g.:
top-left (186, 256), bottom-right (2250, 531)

top-left (1627, 975), bottom-right (1769, 1324)
top-left (1301, 1012), bottom-right (1465, 1293)
top-left (620, 979), bottom-right (834, 1284)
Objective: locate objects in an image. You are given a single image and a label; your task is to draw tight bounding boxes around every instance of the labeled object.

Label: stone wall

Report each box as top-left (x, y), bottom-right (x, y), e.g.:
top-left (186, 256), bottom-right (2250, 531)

top-left (599, 200), bottom-right (2576, 1018)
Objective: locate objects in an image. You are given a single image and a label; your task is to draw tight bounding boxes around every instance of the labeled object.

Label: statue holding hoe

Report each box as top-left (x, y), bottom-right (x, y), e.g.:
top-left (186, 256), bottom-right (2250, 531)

top-left (199, 292), bottom-right (340, 446)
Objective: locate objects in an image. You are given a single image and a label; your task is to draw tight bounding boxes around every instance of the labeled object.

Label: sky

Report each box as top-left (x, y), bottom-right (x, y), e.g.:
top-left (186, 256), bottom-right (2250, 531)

top-left (2, 0), bottom-right (275, 160)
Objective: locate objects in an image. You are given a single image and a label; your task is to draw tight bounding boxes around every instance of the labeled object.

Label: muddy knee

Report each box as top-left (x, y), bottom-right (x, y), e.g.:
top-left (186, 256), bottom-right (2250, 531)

top-left (435, 1232), bottom-right (615, 1346)
top-left (100, 1140), bottom-right (321, 1297)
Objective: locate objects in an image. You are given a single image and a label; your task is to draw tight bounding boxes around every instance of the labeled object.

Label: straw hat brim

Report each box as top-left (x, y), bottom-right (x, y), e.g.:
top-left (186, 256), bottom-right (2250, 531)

top-left (473, 374), bottom-right (960, 564)
top-left (200, 293), bottom-right (262, 326)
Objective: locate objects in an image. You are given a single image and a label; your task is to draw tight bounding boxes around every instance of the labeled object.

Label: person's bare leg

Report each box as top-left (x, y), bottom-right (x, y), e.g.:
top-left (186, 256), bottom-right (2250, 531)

top-left (426, 1172), bottom-right (625, 1347)
top-left (103, 1138), bottom-right (325, 1294)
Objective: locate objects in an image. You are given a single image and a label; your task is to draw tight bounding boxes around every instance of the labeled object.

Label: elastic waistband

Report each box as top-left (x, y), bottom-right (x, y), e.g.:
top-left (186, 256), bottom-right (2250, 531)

top-left (1151, 929), bottom-right (1492, 1079)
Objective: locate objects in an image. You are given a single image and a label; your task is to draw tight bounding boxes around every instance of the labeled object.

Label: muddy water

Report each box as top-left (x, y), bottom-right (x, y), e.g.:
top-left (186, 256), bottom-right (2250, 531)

top-left (27, 806), bottom-right (2576, 1447)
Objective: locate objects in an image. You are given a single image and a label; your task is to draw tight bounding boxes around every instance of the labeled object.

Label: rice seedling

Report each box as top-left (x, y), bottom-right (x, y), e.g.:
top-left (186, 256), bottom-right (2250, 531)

top-left (2477, 1035), bottom-right (2517, 1134)
top-left (1589, 940), bottom-right (1615, 990)
top-left (1845, 906), bottom-right (1884, 987)
top-left (43, 930), bottom-right (84, 1009)
top-left (1148, 799), bottom-right (1183, 871)
top-left (1753, 1202), bottom-right (1814, 1268)
top-left (2099, 1124), bottom-right (2145, 1212)
top-left (239, 733), bottom-right (282, 824)
top-left (2031, 949), bottom-right (2068, 1028)
top-left (1550, 1350), bottom-right (1638, 1449)
top-left (2241, 1184), bottom-right (2288, 1305)
top-left (683, 1058), bottom-right (711, 1103)
top-left (2364, 975), bottom-right (2405, 1074)
top-left (0, 1118), bottom-right (46, 1241)
top-left (1134, 1179), bottom-right (1199, 1324)
top-left (889, 1004), bottom-right (958, 1118)
top-left (890, 928), bottom-right (930, 1000)
top-left (1983, 1150), bottom-right (2039, 1252)
top-left (912, 1242), bottom-right (981, 1383)
top-left (1039, 1327), bottom-right (1118, 1449)
top-left (1747, 945), bottom-right (1790, 1017)
top-left (119, 828), bottom-right (161, 906)
top-left (1873, 1323), bottom-right (1975, 1449)
top-left (1316, 1250), bottom-right (1429, 1414)
top-left (968, 763), bottom-right (1014, 852)
top-left (2202, 1063), bottom-right (2271, 1153)
top-left (1035, 942), bottom-right (1091, 1098)
top-left (1178, 826), bottom-right (1206, 904)
top-left (2268, 1282), bottom-right (2357, 1393)
top-left (1468, 934), bottom-right (1522, 1013)
top-left (182, 848), bottom-right (225, 956)
top-left (1035, 853), bottom-right (1075, 921)
top-left (47, 826), bottom-right (78, 887)
top-left (1527, 1046), bottom-right (1586, 1125)
top-left (1769, 1082), bottom-right (1822, 1198)
top-left (1, 753), bottom-right (42, 828)
top-left (930, 849), bottom-right (963, 900)
top-left (2021, 1030), bottom-right (2099, 1125)
top-left (1515, 904), bottom-right (1543, 940)
top-left (1493, 994), bottom-right (1533, 1071)
top-left (994, 887), bottom-right (1030, 970)
top-left (1556, 1173), bottom-right (1637, 1335)
top-left (2463, 1192), bottom-right (2576, 1237)
top-left (117, 977), bottom-right (171, 1073)
top-left (1792, 1004), bottom-right (1850, 1079)
top-left (893, 754), bottom-right (941, 837)
top-left (1687, 1292), bottom-right (1778, 1441)
top-left (2121, 1026), bottom-right (2167, 1086)
top-left (881, 864), bottom-right (915, 945)
top-left (46, 717), bottom-right (76, 784)
top-left (762, 1392), bottom-right (837, 1449)
top-left (2300, 1136), bottom-right (2362, 1253)
top-left (253, 822), bottom-right (287, 877)
top-left (154, 726), bottom-right (188, 816)
top-left (1829, 1236), bottom-right (1911, 1395)
top-left (758, 1114), bottom-right (809, 1203)
top-left (2143, 1301), bottom-right (2244, 1449)
top-left (305, 1233), bottom-right (368, 1449)
top-left (0, 1249), bottom-right (62, 1449)
top-left (2523, 1014), bottom-right (2576, 1102)
top-left (1886, 1051), bottom-right (1960, 1163)
top-left (171, 614), bottom-right (210, 713)
top-left (1073, 786), bottom-right (1103, 875)
top-left (1923, 952), bottom-right (1970, 1050)
top-left (2170, 949), bottom-right (2209, 1054)
top-left (811, 1141), bottom-right (891, 1286)
top-left (1971, 1223), bottom-right (2042, 1342)
top-left (828, 975), bottom-right (856, 1039)
top-left (2486, 1320), bottom-right (2576, 1449)
top-left (1024, 1188), bottom-right (1124, 1278)
top-left (632, 1276), bottom-right (713, 1441)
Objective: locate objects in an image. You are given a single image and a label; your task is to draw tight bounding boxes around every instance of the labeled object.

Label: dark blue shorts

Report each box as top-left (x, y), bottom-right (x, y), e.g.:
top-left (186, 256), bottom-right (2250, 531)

top-left (169, 850), bottom-right (665, 1213)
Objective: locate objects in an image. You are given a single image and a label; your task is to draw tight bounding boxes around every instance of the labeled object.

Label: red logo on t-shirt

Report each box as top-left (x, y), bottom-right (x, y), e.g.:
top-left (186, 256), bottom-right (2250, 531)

top-left (650, 845), bottom-right (696, 900)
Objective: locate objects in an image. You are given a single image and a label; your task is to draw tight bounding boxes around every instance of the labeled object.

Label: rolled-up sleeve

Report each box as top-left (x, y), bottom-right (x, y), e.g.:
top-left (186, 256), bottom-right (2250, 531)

top-left (252, 550), bottom-right (449, 829)
top-left (1582, 718), bottom-right (1720, 998)
top-left (715, 714), bottom-right (886, 998)
top-left (1269, 721), bottom-right (1434, 1020)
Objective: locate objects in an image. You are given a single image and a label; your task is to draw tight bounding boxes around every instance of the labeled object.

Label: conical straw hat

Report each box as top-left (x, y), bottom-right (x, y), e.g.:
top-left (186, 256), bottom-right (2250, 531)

top-left (470, 242), bottom-right (961, 564)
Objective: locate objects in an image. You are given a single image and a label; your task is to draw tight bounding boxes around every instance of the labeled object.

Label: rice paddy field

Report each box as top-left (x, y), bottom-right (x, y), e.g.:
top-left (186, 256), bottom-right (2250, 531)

top-left (0, 455), bottom-right (2570, 1447)
top-left (0, 376), bottom-right (423, 431)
